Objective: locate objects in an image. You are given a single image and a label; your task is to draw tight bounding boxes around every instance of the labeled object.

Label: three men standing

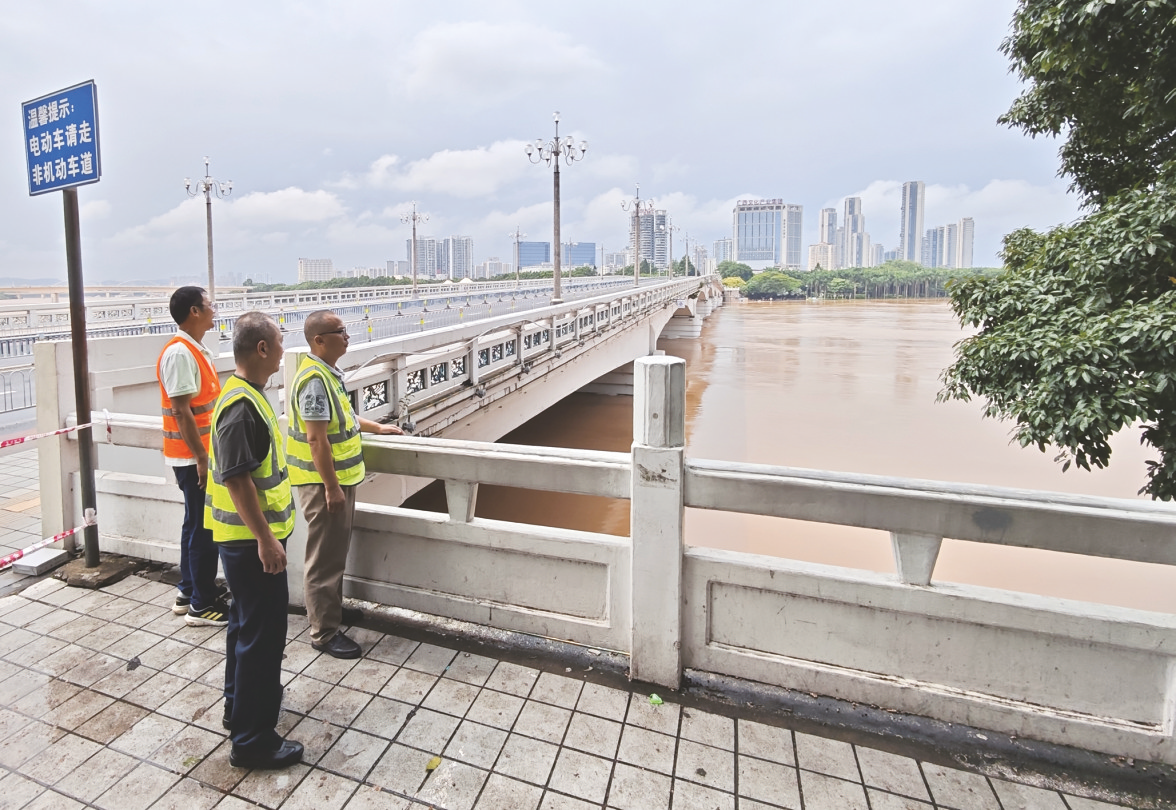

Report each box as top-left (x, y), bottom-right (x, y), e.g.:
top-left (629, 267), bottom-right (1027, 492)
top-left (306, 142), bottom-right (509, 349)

top-left (287, 310), bottom-right (402, 659)
top-left (156, 287), bottom-right (230, 627)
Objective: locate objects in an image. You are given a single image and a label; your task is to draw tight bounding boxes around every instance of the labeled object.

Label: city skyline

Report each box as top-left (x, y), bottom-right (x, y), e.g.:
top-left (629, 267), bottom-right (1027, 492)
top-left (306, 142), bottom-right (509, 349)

top-left (1, 1), bottom-right (1078, 285)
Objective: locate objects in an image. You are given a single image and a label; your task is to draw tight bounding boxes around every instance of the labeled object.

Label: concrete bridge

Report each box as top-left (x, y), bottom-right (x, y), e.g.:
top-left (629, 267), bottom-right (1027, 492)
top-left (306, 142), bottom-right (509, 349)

top-left (17, 273), bottom-right (1176, 788)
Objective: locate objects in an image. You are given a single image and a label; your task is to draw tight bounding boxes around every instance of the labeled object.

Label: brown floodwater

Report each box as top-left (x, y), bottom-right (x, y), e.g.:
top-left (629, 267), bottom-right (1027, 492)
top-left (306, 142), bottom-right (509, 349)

top-left (408, 300), bottom-right (1176, 614)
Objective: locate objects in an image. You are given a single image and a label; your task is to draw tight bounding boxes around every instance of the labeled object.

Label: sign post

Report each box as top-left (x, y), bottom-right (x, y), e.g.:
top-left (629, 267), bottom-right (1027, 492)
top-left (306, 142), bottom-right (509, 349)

top-left (22, 81), bottom-right (103, 567)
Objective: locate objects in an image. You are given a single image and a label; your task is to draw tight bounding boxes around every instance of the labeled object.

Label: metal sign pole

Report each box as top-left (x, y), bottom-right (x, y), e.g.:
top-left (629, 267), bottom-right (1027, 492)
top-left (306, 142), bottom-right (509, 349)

top-left (62, 187), bottom-right (99, 567)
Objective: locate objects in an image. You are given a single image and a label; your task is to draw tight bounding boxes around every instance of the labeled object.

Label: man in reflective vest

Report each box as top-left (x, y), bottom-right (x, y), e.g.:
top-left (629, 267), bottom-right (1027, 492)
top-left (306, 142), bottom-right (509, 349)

top-left (156, 286), bottom-right (230, 627)
top-left (287, 310), bottom-right (402, 659)
top-left (206, 311), bottom-right (303, 770)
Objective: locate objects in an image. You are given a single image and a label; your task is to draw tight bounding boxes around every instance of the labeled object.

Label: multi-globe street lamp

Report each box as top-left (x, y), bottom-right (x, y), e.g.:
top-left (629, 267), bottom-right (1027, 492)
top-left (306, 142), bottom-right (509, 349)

top-left (525, 111), bottom-right (587, 304)
top-left (401, 201), bottom-right (429, 297)
top-left (621, 184), bottom-right (654, 288)
top-left (508, 226), bottom-right (526, 288)
top-left (659, 220), bottom-right (680, 277)
top-left (184, 157), bottom-right (232, 303)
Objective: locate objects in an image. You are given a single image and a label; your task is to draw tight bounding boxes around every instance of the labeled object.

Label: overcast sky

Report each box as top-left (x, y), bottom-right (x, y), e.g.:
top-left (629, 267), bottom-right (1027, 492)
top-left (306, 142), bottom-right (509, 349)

top-left (2, 0), bottom-right (1079, 284)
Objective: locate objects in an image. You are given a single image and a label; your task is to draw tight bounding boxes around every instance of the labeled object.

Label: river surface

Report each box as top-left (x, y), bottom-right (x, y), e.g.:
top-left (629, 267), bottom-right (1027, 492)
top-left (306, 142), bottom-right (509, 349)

top-left (409, 300), bottom-right (1176, 614)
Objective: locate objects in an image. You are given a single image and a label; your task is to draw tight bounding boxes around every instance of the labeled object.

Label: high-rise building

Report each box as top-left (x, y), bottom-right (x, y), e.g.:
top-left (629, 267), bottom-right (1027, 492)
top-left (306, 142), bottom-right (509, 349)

top-left (562, 242), bottom-right (597, 268)
top-left (518, 241), bottom-right (551, 269)
top-left (443, 236), bottom-right (474, 279)
top-left (899, 181), bottom-right (925, 263)
top-left (604, 251), bottom-right (627, 272)
top-left (732, 199), bottom-right (803, 269)
top-left (713, 238), bottom-right (733, 265)
top-left (298, 258), bottom-right (335, 283)
top-left (840, 198), bottom-right (868, 268)
top-left (819, 208), bottom-right (837, 244)
top-left (808, 243), bottom-right (836, 272)
top-left (956, 217), bottom-right (974, 268)
top-left (637, 210), bottom-right (668, 268)
top-left (474, 258), bottom-right (511, 279)
top-left (386, 260), bottom-right (409, 277)
top-left (691, 244), bottom-right (709, 275)
top-left (406, 237), bottom-right (440, 276)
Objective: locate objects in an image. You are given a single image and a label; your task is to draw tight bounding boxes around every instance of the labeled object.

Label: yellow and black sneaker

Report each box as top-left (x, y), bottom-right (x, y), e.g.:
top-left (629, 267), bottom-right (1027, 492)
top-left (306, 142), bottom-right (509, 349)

top-left (186, 597), bottom-right (230, 628)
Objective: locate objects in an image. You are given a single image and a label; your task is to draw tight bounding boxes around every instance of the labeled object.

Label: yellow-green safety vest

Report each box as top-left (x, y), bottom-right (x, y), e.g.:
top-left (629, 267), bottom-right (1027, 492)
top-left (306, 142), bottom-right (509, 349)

top-left (204, 376), bottom-right (295, 542)
top-left (286, 354), bottom-right (364, 487)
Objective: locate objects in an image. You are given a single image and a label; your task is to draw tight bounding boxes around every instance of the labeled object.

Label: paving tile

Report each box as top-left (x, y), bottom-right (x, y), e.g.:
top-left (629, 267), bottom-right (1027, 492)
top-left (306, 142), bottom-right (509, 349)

top-left (137, 638), bottom-right (194, 671)
top-left (54, 746), bottom-right (138, 803)
top-left (530, 671), bottom-right (584, 708)
top-left (234, 762), bottom-right (310, 808)
top-left (737, 755), bottom-right (801, 809)
top-left (675, 738), bottom-right (735, 792)
top-left (188, 739), bottom-right (247, 792)
top-left (338, 657), bottom-right (397, 693)
top-left (75, 699), bottom-right (149, 743)
top-left (0, 706), bottom-right (30, 737)
top-left (214, 796), bottom-right (259, 810)
top-left (76, 620), bottom-right (136, 652)
top-left (446, 651), bottom-right (498, 686)
top-left (397, 707), bottom-right (461, 753)
top-left (350, 694), bottom-right (413, 739)
top-left (101, 627), bottom-right (166, 659)
top-left (671, 779), bottom-right (736, 810)
top-left (476, 772), bottom-right (545, 810)
top-left (617, 724), bottom-right (677, 775)
top-left (0, 719), bottom-right (64, 769)
top-left (445, 719), bottom-right (509, 769)
top-left (22, 605), bottom-right (78, 635)
top-left (280, 767), bottom-right (357, 810)
top-left (1064, 798), bottom-right (1132, 810)
top-left (422, 676), bottom-right (481, 717)
top-left (118, 601), bottom-right (174, 629)
top-left (46, 615), bottom-right (105, 643)
top-left (124, 670), bottom-right (190, 711)
top-left (21, 790), bottom-right (86, 810)
top-left (564, 710), bottom-right (622, 759)
top-left (680, 707), bottom-right (735, 750)
top-left (0, 667), bottom-right (50, 705)
top-left (110, 712), bottom-right (186, 758)
top-left (868, 788), bottom-right (935, 810)
top-left (0, 626), bottom-right (38, 655)
top-left (576, 681), bottom-right (630, 721)
top-left (367, 742), bottom-right (435, 795)
top-left (608, 760), bottom-right (673, 809)
top-left (466, 687), bottom-right (526, 730)
top-left (626, 693), bottom-right (680, 736)
top-left (0, 771), bottom-right (45, 810)
top-left (403, 641), bottom-right (456, 675)
top-left (156, 681), bottom-right (223, 726)
top-left (93, 761), bottom-right (179, 810)
top-left (416, 758), bottom-right (489, 810)
top-left (365, 634), bottom-right (417, 666)
top-left (4, 633), bottom-right (66, 668)
top-left (341, 784), bottom-right (415, 809)
top-left (286, 614), bottom-right (311, 641)
top-left (485, 661), bottom-right (540, 697)
top-left (548, 748), bottom-right (613, 806)
top-left (540, 793), bottom-right (599, 810)
top-left (43, 686), bottom-right (114, 729)
top-left (98, 576), bottom-right (151, 598)
top-left (149, 723), bottom-right (224, 775)
top-left (1, 599), bottom-right (53, 628)
top-left (91, 661), bottom-right (156, 699)
top-left (14, 677), bottom-right (81, 718)
top-left (164, 647), bottom-right (222, 681)
top-left (149, 777), bottom-right (225, 810)
top-left (282, 673), bottom-right (334, 715)
top-left (308, 683), bottom-right (372, 726)
top-left (799, 770), bottom-right (869, 810)
top-left (495, 732), bottom-right (560, 786)
top-left (317, 727), bottom-right (388, 780)
top-left (281, 639), bottom-right (319, 674)
top-left (793, 731), bottom-right (859, 782)
top-left (515, 700), bottom-right (572, 744)
top-left (380, 666), bottom-right (439, 704)
top-left (855, 746), bottom-right (930, 800)
top-left (989, 778), bottom-right (1068, 810)
top-left (286, 715), bottom-right (345, 765)
top-left (922, 763), bottom-right (1001, 810)
top-left (301, 650), bottom-right (360, 684)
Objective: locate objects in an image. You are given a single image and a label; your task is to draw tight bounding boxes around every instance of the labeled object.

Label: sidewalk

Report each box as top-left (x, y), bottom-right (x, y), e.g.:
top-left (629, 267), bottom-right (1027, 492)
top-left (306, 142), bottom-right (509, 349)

top-left (0, 573), bottom-right (1153, 810)
top-left (0, 449), bottom-right (44, 594)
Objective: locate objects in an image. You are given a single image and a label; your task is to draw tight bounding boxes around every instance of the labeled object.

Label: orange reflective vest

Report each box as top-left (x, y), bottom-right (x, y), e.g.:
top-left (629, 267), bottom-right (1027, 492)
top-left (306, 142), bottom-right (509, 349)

top-left (156, 335), bottom-right (221, 460)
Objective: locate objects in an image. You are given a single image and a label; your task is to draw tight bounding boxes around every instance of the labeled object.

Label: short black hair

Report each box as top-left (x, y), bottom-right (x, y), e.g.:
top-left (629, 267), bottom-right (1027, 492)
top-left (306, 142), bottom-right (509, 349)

top-left (232, 311), bottom-right (279, 362)
top-left (169, 286), bottom-right (207, 325)
top-left (303, 310), bottom-right (337, 342)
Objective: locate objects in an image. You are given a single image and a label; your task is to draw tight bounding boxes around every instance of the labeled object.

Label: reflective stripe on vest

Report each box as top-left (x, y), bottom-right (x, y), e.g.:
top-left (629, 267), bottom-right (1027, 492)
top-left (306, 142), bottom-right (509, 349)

top-left (286, 354), bottom-right (364, 487)
top-left (204, 377), bottom-right (295, 543)
top-left (156, 335), bottom-right (221, 461)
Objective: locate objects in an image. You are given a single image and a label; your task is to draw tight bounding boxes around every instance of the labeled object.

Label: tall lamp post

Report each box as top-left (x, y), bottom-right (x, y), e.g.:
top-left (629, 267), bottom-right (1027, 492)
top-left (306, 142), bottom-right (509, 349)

top-left (621, 184), bottom-right (654, 288)
top-left (508, 226), bottom-right (526, 288)
top-left (184, 157), bottom-right (232, 302)
top-left (401, 201), bottom-right (429, 298)
top-left (683, 231), bottom-right (692, 276)
top-left (526, 111), bottom-right (587, 304)
top-left (660, 220), bottom-right (680, 277)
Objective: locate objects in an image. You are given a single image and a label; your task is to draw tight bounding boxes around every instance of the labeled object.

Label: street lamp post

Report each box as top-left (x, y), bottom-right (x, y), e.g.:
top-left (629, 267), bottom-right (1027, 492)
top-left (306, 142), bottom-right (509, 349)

top-left (660, 220), bottom-right (680, 277)
top-left (184, 157), bottom-right (232, 302)
top-left (526, 111), bottom-right (587, 304)
top-left (683, 231), bottom-right (691, 276)
top-left (401, 202), bottom-right (429, 298)
top-left (508, 227), bottom-right (526, 289)
top-left (621, 184), bottom-right (655, 288)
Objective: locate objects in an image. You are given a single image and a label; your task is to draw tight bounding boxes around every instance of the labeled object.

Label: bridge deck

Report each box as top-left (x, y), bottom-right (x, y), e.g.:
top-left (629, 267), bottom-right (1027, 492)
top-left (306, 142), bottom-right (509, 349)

top-left (0, 453), bottom-right (1161, 809)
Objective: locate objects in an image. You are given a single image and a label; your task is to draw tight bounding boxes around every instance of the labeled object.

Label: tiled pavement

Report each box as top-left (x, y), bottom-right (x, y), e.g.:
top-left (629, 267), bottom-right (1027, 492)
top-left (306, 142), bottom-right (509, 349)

top-left (0, 574), bottom-right (1151, 810)
top-left (0, 449), bottom-right (42, 559)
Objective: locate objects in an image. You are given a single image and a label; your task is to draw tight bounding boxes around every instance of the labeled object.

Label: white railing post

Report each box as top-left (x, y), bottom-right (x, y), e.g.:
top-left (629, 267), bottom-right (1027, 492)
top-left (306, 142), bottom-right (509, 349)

top-left (890, 532), bottom-right (943, 586)
top-left (630, 355), bottom-right (686, 688)
top-left (34, 340), bottom-right (79, 549)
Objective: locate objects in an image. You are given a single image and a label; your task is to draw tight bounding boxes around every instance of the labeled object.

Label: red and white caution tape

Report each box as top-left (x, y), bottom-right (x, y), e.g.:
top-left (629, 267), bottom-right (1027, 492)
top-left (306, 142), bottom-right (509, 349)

top-left (0, 509), bottom-right (97, 571)
top-left (0, 412), bottom-right (113, 450)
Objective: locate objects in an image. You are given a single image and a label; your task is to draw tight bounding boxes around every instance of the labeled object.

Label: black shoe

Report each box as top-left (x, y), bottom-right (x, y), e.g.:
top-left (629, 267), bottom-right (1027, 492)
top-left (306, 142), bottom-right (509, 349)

top-left (311, 631), bottom-right (362, 659)
top-left (229, 739), bottom-right (304, 770)
top-left (186, 597), bottom-right (231, 628)
top-left (341, 606), bottom-right (364, 625)
top-left (222, 704), bottom-right (231, 731)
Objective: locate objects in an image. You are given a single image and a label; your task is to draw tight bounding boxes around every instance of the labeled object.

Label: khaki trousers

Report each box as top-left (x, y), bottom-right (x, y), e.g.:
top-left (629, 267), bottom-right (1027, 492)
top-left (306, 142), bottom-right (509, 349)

top-left (296, 483), bottom-right (357, 646)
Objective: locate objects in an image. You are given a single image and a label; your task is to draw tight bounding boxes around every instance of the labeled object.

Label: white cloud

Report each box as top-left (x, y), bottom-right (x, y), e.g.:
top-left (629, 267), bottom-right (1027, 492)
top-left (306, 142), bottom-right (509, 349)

top-left (80, 200), bottom-right (111, 221)
top-left (230, 188), bottom-right (346, 226)
top-left (398, 21), bottom-right (609, 101)
top-left (341, 142), bottom-right (532, 198)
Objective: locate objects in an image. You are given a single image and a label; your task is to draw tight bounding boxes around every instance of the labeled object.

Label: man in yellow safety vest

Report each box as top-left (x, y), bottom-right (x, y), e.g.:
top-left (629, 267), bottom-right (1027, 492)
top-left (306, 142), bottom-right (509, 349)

top-left (286, 310), bottom-right (402, 659)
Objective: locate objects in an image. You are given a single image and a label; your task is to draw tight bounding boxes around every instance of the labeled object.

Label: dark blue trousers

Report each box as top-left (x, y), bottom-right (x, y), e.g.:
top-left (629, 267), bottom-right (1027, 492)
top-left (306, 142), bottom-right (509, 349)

top-left (218, 539), bottom-right (288, 754)
top-left (174, 465), bottom-right (220, 610)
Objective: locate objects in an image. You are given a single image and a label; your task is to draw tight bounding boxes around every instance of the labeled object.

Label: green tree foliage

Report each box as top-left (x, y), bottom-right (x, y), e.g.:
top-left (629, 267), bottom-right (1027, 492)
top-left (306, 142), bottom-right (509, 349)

top-left (716, 261), bottom-right (754, 281)
top-left (672, 257), bottom-right (697, 276)
top-left (721, 276), bottom-right (747, 290)
top-left (744, 270), bottom-right (803, 299)
top-left (941, 0), bottom-right (1176, 499)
